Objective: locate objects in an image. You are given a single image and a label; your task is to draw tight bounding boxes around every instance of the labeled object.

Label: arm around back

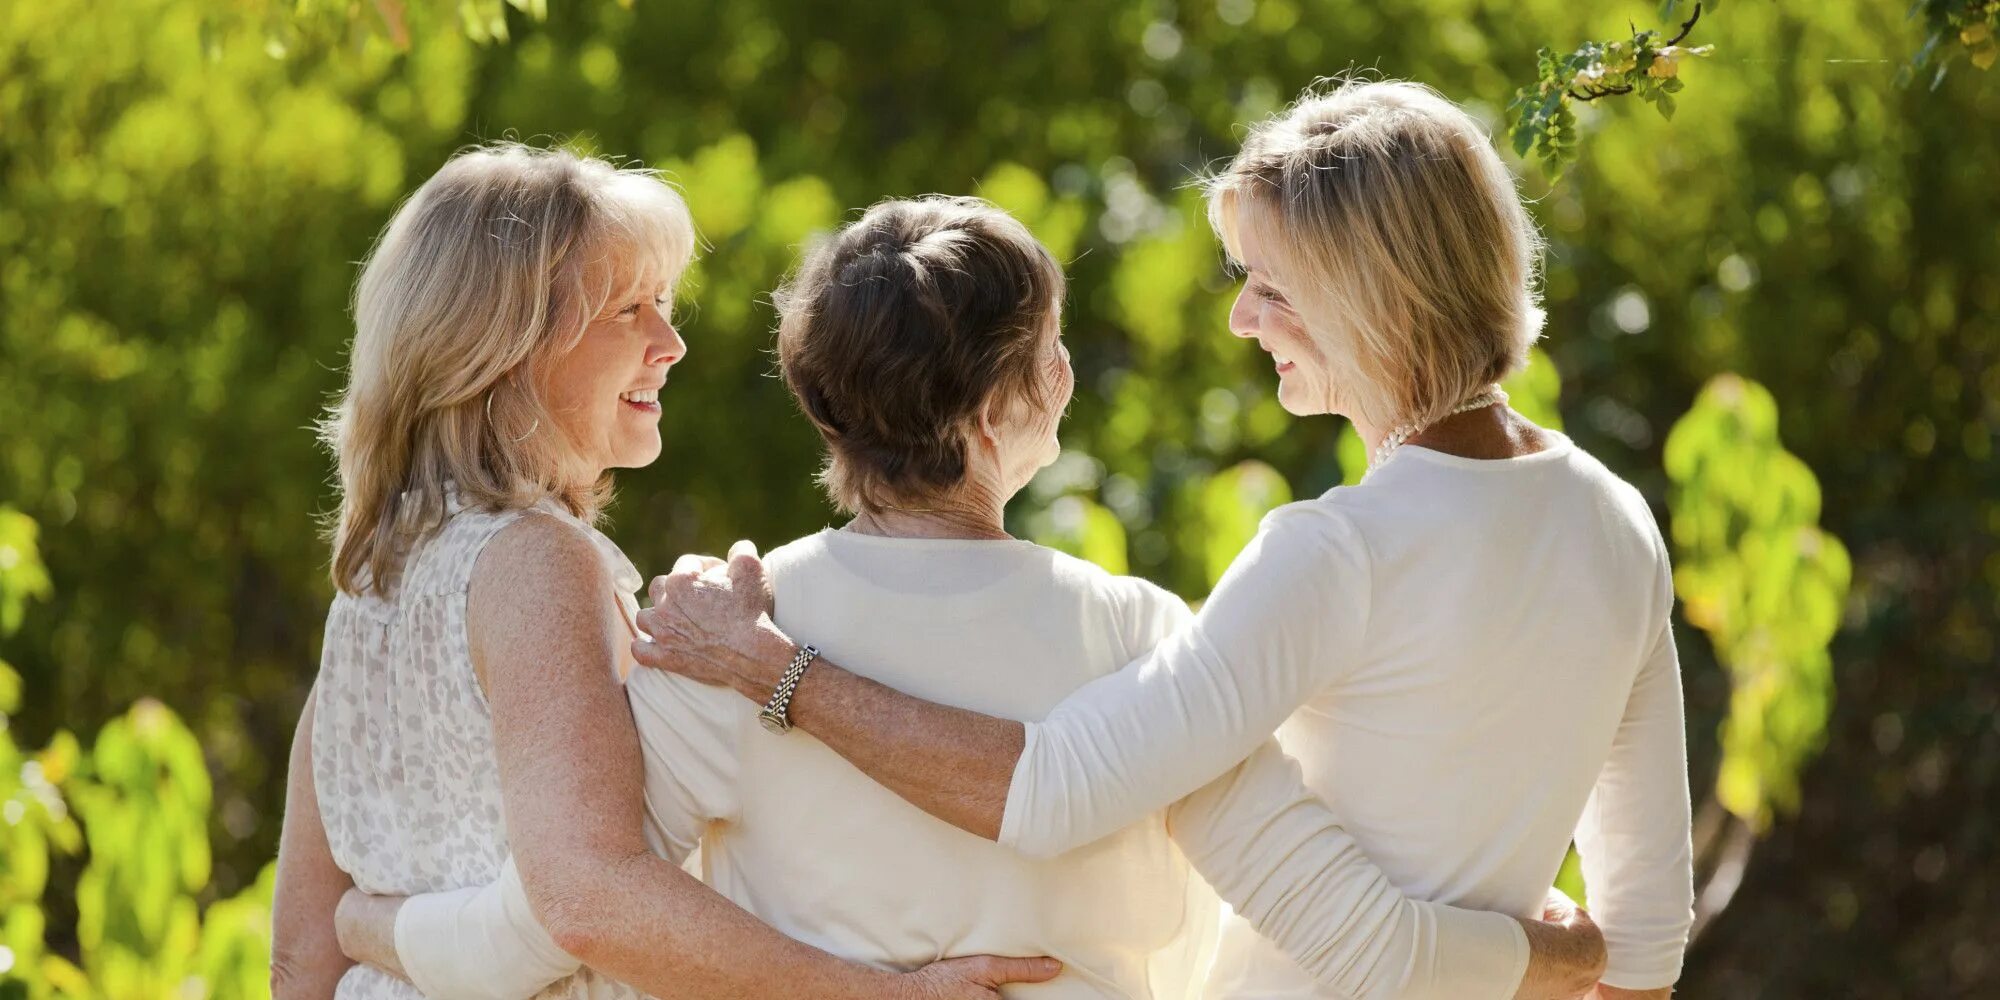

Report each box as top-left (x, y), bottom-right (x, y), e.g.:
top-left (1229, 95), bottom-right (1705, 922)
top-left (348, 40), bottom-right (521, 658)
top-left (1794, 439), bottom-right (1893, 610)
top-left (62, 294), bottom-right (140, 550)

top-left (270, 685), bottom-right (354, 998)
top-left (466, 512), bottom-right (907, 999)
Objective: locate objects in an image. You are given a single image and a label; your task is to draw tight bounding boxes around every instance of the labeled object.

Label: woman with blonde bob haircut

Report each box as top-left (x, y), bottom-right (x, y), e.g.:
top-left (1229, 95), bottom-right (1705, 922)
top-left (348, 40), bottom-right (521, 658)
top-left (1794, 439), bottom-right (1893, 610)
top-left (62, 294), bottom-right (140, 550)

top-left (271, 143), bottom-right (1058, 1000)
top-left (639, 79), bottom-right (1695, 1000)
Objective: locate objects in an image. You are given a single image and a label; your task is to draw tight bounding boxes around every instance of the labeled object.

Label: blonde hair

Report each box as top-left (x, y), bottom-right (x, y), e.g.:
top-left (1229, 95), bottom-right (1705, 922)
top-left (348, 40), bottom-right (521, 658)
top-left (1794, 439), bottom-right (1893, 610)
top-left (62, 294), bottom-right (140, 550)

top-left (322, 142), bottom-right (696, 595)
top-left (1204, 79), bottom-right (1546, 429)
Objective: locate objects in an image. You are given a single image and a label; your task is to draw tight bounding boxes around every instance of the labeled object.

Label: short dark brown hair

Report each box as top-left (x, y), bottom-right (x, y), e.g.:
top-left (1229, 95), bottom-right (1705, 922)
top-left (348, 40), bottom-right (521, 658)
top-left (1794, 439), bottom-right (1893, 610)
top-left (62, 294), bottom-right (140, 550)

top-left (775, 196), bottom-right (1065, 514)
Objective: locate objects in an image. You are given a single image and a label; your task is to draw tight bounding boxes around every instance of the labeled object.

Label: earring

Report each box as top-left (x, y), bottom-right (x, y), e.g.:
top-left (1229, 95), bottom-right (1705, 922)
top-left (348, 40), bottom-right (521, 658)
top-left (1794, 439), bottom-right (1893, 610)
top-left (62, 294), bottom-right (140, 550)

top-left (485, 389), bottom-right (540, 444)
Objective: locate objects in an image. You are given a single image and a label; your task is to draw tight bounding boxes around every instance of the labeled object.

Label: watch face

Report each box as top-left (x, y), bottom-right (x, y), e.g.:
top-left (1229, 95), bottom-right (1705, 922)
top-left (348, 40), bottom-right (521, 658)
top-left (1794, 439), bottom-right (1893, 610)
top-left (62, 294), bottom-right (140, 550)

top-left (759, 711), bottom-right (789, 735)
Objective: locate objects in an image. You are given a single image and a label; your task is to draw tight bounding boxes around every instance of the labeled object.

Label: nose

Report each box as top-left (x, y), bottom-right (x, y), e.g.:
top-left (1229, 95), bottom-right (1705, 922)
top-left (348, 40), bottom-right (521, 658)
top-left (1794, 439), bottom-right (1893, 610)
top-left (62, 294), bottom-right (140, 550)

top-left (1227, 285), bottom-right (1262, 340)
top-left (647, 309), bottom-right (687, 367)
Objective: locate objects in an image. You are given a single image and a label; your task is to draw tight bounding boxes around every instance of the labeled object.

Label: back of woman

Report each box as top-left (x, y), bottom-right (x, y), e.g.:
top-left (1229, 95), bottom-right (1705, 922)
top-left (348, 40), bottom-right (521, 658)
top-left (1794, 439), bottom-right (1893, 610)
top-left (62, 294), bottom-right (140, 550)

top-left (316, 500), bottom-right (634, 1000)
top-left (1205, 441), bottom-right (1676, 995)
top-left (620, 196), bottom-right (1219, 998)
top-left (282, 141), bottom-right (694, 1000)
top-left (630, 532), bottom-right (1219, 999)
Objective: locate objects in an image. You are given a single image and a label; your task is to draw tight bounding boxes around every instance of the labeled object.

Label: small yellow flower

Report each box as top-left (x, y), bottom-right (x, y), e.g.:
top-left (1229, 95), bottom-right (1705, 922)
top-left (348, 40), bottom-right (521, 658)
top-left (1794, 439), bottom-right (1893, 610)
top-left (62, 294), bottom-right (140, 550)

top-left (1973, 41), bottom-right (1998, 71)
top-left (1962, 22), bottom-right (1992, 46)
top-left (1648, 47), bottom-right (1682, 79)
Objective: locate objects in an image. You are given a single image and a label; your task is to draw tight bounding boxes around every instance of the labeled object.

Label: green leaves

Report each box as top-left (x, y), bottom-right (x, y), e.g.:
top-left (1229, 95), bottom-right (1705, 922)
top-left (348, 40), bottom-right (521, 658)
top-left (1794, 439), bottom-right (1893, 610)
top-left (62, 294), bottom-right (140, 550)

top-left (0, 507), bottom-right (54, 638)
top-left (1902, 0), bottom-right (2000, 88)
top-left (1666, 375), bottom-right (1850, 829)
top-left (1197, 461), bottom-right (1292, 588)
top-left (1507, 7), bottom-right (1714, 177)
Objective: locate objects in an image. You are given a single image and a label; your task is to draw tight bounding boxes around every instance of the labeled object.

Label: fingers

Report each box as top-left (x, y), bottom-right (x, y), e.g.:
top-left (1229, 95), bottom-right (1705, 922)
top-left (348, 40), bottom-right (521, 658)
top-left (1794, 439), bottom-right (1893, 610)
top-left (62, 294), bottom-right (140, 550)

top-left (671, 552), bottom-right (723, 575)
top-left (947, 955), bottom-right (1063, 987)
top-left (1543, 885), bottom-right (1578, 922)
top-left (725, 539), bottom-right (769, 597)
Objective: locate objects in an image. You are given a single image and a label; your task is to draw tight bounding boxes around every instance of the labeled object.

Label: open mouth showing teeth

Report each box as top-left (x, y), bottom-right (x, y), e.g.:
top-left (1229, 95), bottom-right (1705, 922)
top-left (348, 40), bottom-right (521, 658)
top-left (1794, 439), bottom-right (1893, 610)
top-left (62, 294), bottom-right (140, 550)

top-left (1273, 354), bottom-right (1294, 369)
top-left (620, 389), bottom-right (660, 408)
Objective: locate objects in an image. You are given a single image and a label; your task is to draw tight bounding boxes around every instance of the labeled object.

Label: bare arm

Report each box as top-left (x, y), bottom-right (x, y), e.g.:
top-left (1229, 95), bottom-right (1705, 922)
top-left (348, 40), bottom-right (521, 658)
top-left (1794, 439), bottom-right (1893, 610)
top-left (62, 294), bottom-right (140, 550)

top-left (462, 515), bottom-right (1057, 1000)
top-left (1594, 987), bottom-right (1671, 999)
top-left (270, 685), bottom-right (354, 999)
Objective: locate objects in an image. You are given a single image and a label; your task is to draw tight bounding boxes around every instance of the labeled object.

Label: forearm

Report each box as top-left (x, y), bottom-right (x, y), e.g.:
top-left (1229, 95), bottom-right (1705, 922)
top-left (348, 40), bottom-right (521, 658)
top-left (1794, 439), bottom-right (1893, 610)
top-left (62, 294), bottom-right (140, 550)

top-left (1513, 915), bottom-right (1609, 1000)
top-left (272, 862), bottom-right (353, 999)
top-left (271, 687), bottom-right (354, 999)
top-left (782, 657), bottom-right (1022, 841)
top-left (528, 847), bottom-right (902, 999)
top-left (1173, 743), bottom-right (1539, 1000)
top-left (334, 891), bottom-right (407, 980)
top-left (1595, 987), bottom-right (1671, 1000)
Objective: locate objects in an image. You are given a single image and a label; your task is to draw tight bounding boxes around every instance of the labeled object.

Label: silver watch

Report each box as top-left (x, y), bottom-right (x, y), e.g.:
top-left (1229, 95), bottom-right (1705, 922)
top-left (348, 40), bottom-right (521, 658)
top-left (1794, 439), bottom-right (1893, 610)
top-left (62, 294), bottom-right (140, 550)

top-left (757, 644), bottom-right (820, 734)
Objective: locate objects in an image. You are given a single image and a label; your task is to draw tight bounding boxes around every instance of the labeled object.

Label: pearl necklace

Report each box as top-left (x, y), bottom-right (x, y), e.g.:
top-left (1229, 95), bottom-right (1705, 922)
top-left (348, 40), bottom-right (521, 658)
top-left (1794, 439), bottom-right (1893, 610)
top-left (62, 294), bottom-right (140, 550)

top-left (1366, 385), bottom-right (1510, 477)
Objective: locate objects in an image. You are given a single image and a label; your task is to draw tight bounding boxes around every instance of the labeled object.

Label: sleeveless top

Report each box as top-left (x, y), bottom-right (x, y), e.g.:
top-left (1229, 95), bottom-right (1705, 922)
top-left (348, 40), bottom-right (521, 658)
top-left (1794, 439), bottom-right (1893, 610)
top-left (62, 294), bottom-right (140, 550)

top-left (312, 490), bottom-right (646, 1000)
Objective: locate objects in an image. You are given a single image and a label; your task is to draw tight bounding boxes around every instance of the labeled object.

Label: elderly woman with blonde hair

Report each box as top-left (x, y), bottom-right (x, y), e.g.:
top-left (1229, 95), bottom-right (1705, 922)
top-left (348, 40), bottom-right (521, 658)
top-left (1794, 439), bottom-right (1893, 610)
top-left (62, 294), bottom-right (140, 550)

top-left (269, 144), bottom-right (1062, 999)
top-left (640, 80), bottom-right (1696, 1000)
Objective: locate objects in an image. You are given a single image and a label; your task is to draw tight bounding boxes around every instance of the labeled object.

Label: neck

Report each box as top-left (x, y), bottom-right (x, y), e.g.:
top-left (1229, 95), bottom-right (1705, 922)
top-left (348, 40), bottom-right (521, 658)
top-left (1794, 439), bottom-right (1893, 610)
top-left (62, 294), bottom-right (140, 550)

top-left (845, 490), bottom-right (1011, 541)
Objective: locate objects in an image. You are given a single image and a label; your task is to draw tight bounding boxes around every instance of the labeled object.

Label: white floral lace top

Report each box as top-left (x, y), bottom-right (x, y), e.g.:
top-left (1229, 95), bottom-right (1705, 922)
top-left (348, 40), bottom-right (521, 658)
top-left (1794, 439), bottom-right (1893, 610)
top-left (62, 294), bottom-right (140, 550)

top-left (312, 491), bottom-right (645, 1000)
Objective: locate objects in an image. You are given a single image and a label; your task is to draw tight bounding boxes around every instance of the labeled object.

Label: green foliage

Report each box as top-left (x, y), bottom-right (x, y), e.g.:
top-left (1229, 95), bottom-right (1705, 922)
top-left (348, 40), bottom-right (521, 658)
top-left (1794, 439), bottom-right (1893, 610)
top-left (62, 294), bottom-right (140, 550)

top-left (0, 516), bottom-right (273, 998)
top-left (2, 0), bottom-right (1993, 993)
top-left (1904, 0), bottom-right (2000, 87)
top-left (1665, 376), bottom-right (1850, 829)
top-left (1509, 4), bottom-right (1714, 177)
top-left (1195, 462), bottom-right (1294, 588)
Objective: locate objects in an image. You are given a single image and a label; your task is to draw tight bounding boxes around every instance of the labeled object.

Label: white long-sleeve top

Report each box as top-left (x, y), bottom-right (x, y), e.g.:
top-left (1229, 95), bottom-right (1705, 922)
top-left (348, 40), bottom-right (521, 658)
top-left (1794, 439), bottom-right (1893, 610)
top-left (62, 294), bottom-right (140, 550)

top-left (1003, 436), bottom-right (1696, 993)
top-left (391, 528), bottom-right (1531, 999)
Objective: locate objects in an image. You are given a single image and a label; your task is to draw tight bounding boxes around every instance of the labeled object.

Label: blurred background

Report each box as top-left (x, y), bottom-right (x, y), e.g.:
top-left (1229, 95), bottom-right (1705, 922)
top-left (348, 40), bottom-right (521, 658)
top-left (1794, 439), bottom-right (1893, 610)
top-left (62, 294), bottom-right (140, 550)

top-left (2, 0), bottom-right (1995, 996)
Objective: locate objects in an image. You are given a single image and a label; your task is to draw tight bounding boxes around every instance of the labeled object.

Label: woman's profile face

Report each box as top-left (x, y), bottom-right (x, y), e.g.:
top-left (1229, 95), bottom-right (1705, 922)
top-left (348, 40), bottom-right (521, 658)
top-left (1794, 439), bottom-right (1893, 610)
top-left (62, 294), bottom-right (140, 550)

top-left (1227, 223), bottom-right (1334, 417)
top-left (542, 262), bottom-right (687, 481)
top-left (991, 310), bottom-right (1074, 494)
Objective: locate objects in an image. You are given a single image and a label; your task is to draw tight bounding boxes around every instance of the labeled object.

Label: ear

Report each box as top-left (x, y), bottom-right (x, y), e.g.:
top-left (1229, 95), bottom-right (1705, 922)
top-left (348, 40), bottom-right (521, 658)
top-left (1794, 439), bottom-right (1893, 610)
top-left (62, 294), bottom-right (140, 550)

top-left (974, 395), bottom-right (1003, 451)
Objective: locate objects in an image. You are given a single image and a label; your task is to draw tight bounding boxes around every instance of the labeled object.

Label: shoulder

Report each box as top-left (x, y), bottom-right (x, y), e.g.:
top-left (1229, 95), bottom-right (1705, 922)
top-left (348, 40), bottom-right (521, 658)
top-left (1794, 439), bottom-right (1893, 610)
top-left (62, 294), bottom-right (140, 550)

top-left (1256, 496), bottom-right (1374, 563)
top-left (761, 532), bottom-right (829, 583)
top-left (1028, 546), bottom-right (1196, 653)
top-left (467, 510), bottom-right (623, 655)
top-left (476, 509), bottom-right (614, 591)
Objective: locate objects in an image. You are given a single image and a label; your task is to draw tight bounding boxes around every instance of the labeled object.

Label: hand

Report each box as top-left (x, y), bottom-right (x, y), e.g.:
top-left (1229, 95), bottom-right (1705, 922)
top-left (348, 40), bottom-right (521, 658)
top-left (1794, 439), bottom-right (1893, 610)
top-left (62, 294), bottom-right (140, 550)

top-left (1591, 985), bottom-right (1674, 1000)
top-left (1543, 886), bottom-right (1606, 1000)
top-left (631, 540), bottom-right (796, 703)
top-left (1542, 885), bottom-right (1588, 927)
top-left (896, 955), bottom-right (1063, 998)
top-left (1513, 887), bottom-right (1606, 1000)
top-left (334, 887), bottom-right (409, 979)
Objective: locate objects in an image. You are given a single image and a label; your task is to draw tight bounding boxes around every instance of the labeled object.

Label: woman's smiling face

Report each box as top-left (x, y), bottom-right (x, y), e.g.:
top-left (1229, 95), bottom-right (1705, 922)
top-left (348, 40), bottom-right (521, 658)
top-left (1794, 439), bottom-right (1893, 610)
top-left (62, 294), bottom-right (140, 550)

top-left (1227, 222), bottom-right (1335, 417)
top-left (541, 261), bottom-right (688, 482)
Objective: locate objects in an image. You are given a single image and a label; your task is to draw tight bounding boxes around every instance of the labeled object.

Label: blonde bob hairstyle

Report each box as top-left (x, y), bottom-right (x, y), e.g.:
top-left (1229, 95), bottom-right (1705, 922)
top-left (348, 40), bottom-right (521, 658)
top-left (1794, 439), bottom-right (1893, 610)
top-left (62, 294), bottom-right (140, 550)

top-left (1204, 79), bottom-right (1546, 430)
top-left (321, 142), bottom-right (695, 596)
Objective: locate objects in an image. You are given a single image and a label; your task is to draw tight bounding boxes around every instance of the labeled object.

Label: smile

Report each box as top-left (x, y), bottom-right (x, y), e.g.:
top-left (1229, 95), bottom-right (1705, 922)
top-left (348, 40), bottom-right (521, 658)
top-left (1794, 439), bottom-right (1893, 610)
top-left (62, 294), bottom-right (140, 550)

top-left (620, 388), bottom-right (661, 413)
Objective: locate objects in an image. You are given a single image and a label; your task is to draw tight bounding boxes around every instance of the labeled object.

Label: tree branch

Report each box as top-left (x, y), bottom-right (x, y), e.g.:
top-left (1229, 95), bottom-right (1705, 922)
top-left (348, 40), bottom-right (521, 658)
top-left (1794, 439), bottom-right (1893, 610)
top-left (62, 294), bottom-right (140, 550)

top-left (1666, 2), bottom-right (1704, 48)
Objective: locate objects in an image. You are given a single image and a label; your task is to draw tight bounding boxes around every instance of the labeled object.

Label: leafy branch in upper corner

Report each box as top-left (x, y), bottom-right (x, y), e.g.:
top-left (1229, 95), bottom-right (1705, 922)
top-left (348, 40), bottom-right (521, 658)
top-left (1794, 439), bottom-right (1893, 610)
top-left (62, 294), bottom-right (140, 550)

top-left (1508, 2), bottom-right (1715, 179)
top-left (1903, 0), bottom-right (2000, 89)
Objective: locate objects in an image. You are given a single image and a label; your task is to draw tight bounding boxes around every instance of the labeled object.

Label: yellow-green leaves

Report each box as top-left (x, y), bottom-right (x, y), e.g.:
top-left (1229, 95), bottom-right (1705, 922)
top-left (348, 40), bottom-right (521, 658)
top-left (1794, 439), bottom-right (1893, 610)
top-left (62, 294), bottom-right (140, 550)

top-left (1905, 0), bottom-right (2000, 87)
top-left (0, 507), bottom-right (54, 637)
top-left (1509, 6), bottom-right (1714, 177)
top-left (1666, 375), bottom-right (1850, 829)
top-left (1197, 461), bottom-right (1292, 588)
top-left (1029, 495), bottom-right (1131, 575)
